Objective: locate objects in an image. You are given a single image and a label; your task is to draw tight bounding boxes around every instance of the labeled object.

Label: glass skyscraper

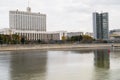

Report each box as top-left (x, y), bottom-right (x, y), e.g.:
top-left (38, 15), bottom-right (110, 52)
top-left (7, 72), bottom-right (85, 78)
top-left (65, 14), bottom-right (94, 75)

top-left (93, 12), bottom-right (109, 40)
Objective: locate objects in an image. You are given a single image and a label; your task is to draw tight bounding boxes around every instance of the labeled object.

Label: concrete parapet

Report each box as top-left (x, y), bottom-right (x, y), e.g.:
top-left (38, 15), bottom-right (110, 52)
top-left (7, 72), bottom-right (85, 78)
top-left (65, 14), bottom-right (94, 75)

top-left (0, 43), bottom-right (113, 51)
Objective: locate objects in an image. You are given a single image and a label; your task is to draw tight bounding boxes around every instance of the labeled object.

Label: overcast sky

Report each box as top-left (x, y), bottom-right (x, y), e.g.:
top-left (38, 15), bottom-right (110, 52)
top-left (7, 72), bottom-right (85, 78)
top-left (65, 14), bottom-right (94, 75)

top-left (0, 0), bottom-right (120, 32)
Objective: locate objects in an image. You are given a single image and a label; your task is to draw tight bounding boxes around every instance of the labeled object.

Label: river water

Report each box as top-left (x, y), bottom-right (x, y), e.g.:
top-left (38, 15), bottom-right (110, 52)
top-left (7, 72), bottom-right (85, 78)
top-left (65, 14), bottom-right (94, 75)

top-left (0, 48), bottom-right (120, 80)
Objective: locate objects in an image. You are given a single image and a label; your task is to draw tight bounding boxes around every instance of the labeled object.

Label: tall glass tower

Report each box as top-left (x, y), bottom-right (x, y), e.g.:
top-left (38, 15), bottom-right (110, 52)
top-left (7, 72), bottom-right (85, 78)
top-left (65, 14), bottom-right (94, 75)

top-left (93, 12), bottom-right (109, 40)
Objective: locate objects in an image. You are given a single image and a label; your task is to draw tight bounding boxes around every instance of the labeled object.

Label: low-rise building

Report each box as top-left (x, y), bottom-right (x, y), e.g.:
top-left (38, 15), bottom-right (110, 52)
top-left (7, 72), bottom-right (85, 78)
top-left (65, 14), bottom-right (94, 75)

top-left (0, 28), bottom-right (66, 41)
top-left (67, 32), bottom-right (83, 38)
top-left (109, 29), bottom-right (120, 42)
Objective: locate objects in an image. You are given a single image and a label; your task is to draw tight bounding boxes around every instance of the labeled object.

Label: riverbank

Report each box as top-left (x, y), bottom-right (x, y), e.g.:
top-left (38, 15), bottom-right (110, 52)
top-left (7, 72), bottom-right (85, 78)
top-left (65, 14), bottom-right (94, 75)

top-left (0, 43), bottom-right (116, 51)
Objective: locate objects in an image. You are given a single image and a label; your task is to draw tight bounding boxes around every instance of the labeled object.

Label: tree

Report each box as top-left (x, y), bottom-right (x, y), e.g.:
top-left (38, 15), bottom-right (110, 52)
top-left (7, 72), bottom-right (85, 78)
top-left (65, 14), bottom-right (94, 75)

top-left (38, 39), bottom-right (42, 44)
top-left (62, 36), bottom-right (66, 41)
top-left (21, 37), bottom-right (25, 44)
top-left (12, 34), bottom-right (20, 44)
top-left (0, 34), bottom-right (9, 44)
top-left (70, 35), bottom-right (83, 42)
top-left (81, 35), bottom-right (93, 43)
top-left (0, 34), bottom-right (3, 44)
top-left (0, 34), bottom-right (21, 44)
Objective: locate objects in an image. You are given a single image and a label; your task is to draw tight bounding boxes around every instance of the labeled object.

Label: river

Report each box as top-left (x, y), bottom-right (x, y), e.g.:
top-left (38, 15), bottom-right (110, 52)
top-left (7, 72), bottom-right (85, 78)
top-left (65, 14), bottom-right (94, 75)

top-left (0, 48), bottom-right (120, 80)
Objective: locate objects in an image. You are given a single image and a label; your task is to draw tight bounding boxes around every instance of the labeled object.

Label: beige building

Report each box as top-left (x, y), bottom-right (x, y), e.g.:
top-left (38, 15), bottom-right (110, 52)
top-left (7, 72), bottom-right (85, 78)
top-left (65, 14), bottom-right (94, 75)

top-left (110, 29), bottom-right (120, 40)
top-left (67, 32), bottom-right (83, 38)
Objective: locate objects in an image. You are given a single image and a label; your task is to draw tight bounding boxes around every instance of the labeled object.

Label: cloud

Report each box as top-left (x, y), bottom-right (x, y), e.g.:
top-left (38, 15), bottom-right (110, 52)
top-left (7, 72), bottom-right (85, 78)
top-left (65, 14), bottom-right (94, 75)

top-left (0, 0), bottom-right (120, 32)
top-left (91, 0), bottom-right (120, 6)
top-left (62, 0), bottom-right (92, 14)
top-left (64, 3), bottom-right (91, 14)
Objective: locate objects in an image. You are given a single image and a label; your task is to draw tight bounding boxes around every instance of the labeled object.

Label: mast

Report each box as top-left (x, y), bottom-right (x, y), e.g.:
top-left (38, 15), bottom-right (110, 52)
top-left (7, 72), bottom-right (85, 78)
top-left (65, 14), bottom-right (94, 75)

top-left (27, 0), bottom-right (31, 12)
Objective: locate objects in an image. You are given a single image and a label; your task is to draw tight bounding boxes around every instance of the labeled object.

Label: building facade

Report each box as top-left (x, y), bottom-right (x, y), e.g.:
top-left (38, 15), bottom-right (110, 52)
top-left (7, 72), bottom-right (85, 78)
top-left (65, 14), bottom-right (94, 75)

top-left (0, 7), bottom-right (71, 42)
top-left (109, 29), bottom-right (120, 41)
top-left (0, 28), bottom-right (66, 41)
top-left (9, 7), bottom-right (46, 31)
top-left (93, 12), bottom-right (109, 40)
top-left (67, 32), bottom-right (83, 38)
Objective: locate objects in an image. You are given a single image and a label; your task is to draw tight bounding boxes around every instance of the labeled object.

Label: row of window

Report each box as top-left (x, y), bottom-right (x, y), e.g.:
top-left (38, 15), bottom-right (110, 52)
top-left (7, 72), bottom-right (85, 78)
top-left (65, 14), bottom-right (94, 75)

top-left (16, 33), bottom-right (60, 41)
top-left (10, 13), bottom-right (46, 31)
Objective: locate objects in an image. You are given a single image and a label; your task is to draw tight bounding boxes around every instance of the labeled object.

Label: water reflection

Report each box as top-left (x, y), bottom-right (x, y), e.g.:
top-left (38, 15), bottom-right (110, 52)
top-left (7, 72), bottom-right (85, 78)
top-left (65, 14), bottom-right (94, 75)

top-left (94, 49), bottom-right (110, 68)
top-left (2, 49), bottom-right (120, 80)
top-left (71, 50), bottom-right (93, 54)
top-left (10, 50), bottom-right (47, 80)
top-left (0, 51), bottom-right (11, 80)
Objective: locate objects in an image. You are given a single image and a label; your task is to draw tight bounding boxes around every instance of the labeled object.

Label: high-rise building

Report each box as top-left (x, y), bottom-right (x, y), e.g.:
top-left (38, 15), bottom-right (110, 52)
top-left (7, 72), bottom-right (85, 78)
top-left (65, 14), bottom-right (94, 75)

top-left (93, 12), bottom-right (109, 40)
top-left (9, 7), bottom-right (46, 31)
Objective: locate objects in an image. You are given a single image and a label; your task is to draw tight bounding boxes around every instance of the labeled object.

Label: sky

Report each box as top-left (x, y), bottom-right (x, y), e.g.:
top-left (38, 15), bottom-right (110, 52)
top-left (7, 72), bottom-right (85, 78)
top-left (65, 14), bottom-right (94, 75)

top-left (0, 0), bottom-right (120, 32)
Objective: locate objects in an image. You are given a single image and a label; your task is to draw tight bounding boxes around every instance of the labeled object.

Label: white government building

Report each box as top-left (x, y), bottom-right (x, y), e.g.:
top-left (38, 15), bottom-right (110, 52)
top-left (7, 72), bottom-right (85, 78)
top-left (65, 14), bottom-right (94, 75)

top-left (0, 7), bottom-right (67, 41)
top-left (9, 7), bottom-right (46, 31)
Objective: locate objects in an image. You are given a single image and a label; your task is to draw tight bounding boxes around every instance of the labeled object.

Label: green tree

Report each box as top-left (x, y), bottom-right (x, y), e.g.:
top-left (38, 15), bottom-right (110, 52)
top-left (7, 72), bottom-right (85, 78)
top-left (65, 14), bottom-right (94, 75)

top-left (21, 37), bottom-right (25, 44)
top-left (12, 34), bottom-right (20, 44)
top-left (81, 35), bottom-right (93, 43)
top-left (38, 39), bottom-right (42, 44)
top-left (70, 35), bottom-right (83, 42)
top-left (0, 34), bottom-right (3, 44)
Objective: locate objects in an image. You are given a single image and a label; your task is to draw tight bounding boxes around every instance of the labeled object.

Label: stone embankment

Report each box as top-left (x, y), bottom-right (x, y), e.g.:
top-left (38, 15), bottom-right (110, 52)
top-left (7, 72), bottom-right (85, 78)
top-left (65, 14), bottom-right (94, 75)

top-left (0, 43), bottom-right (118, 51)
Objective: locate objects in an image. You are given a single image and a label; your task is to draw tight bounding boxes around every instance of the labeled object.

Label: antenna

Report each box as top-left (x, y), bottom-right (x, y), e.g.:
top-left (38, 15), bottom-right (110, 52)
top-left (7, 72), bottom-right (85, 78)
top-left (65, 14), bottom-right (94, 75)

top-left (28, 0), bottom-right (30, 7)
top-left (27, 0), bottom-right (31, 12)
